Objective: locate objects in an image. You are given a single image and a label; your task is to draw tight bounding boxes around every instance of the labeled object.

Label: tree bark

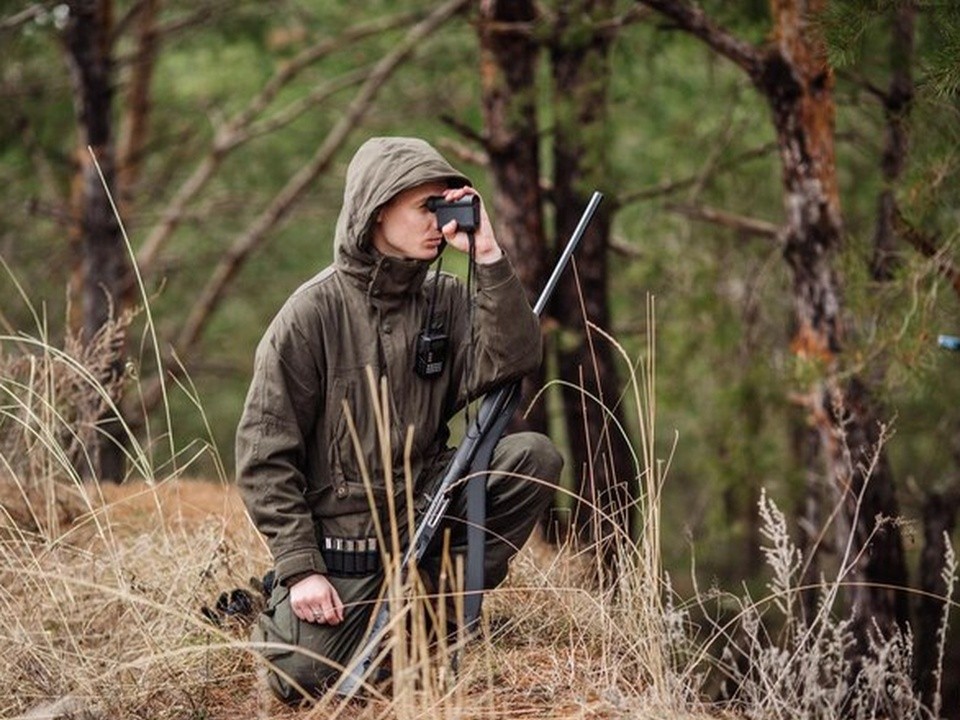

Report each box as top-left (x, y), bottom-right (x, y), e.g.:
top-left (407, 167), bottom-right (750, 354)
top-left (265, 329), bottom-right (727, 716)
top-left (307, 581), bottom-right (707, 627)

top-left (63, 0), bottom-right (132, 481)
top-left (550, 0), bottom-right (636, 563)
top-left (758, 0), bottom-right (910, 641)
top-left (476, 0), bottom-right (550, 436)
top-left (117, 0), bottom-right (159, 208)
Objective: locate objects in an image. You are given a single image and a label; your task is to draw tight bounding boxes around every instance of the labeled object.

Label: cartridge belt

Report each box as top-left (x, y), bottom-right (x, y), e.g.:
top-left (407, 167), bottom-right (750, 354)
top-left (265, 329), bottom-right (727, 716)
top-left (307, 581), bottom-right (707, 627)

top-left (321, 536), bottom-right (381, 577)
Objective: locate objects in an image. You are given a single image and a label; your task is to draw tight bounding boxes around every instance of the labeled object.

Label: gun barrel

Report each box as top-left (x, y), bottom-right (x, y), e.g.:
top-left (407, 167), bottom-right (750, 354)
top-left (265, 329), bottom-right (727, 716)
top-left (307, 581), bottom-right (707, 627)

top-left (532, 191), bottom-right (603, 317)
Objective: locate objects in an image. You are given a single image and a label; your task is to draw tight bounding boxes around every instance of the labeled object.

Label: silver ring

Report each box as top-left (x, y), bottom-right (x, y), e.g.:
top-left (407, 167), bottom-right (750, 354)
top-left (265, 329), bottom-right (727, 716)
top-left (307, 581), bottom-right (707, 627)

top-left (312, 611), bottom-right (322, 621)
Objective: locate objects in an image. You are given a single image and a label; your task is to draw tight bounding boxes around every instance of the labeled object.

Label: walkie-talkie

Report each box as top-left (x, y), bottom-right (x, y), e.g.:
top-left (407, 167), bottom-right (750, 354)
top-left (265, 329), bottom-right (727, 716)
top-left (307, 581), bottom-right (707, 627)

top-left (415, 326), bottom-right (448, 379)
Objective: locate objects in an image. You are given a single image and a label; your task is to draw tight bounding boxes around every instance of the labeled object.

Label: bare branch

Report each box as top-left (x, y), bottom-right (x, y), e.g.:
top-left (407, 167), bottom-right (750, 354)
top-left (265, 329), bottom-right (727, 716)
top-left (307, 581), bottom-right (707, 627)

top-left (836, 68), bottom-right (890, 104)
top-left (152, 1), bottom-right (224, 39)
top-left (137, 10), bottom-right (425, 274)
top-left (117, 0), bottom-right (159, 205)
top-left (894, 205), bottom-right (960, 297)
top-left (0, 3), bottom-right (47, 33)
top-left (439, 113), bottom-right (488, 147)
top-left (636, 0), bottom-right (762, 79)
top-left (618, 140), bottom-right (778, 205)
top-left (111, 0), bottom-right (150, 46)
top-left (436, 137), bottom-right (490, 168)
top-left (667, 202), bottom-right (781, 240)
top-left (180, 0), bottom-right (470, 349)
top-left (240, 67), bottom-right (369, 144)
top-left (230, 9), bottom-right (422, 133)
top-left (685, 107), bottom-right (747, 203)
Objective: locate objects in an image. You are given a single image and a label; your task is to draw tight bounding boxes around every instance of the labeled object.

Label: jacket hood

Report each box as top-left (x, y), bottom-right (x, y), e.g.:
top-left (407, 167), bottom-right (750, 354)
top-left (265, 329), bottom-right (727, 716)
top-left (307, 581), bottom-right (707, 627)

top-left (334, 137), bottom-right (471, 267)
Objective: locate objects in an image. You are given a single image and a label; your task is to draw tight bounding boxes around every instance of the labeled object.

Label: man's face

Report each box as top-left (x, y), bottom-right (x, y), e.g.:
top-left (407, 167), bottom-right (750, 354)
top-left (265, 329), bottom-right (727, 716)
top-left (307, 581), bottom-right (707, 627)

top-left (370, 181), bottom-right (448, 261)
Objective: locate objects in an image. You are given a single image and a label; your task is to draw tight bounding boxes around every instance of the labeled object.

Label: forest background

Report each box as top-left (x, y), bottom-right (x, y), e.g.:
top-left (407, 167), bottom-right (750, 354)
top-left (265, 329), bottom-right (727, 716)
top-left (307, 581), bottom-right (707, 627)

top-left (1, 0), bottom-right (959, 718)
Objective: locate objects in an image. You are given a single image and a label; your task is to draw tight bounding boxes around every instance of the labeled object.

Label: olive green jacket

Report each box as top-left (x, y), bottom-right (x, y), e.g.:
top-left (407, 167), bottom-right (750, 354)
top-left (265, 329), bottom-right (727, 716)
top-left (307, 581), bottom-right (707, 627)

top-left (235, 137), bottom-right (541, 585)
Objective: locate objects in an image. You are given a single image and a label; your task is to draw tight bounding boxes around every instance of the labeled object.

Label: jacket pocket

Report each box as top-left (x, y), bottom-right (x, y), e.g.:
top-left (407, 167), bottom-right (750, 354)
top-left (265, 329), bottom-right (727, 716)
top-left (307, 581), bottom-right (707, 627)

top-left (309, 478), bottom-right (411, 544)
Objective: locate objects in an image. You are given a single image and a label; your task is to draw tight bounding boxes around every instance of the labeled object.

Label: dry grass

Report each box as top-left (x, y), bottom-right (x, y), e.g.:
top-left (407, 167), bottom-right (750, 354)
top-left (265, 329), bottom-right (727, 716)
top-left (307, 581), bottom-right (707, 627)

top-left (0, 478), bottom-right (270, 719)
top-left (0, 476), bottom-right (712, 720)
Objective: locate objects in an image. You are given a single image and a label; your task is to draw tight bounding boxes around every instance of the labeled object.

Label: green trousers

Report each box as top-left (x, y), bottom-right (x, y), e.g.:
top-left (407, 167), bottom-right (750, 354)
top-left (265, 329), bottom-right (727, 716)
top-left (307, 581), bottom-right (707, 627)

top-left (252, 432), bottom-right (561, 703)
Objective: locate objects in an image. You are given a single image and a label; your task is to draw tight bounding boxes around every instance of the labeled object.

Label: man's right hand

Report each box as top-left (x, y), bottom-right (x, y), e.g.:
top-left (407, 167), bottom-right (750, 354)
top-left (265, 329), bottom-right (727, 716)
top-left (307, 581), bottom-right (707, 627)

top-left (289, 573), bottom-right (344, 625)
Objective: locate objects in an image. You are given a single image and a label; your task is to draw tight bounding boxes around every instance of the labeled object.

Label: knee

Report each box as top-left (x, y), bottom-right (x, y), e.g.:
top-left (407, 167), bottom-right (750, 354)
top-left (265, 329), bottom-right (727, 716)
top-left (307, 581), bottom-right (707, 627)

top-left (264, 651), bottom-right (338, 704)
top-left (493, 432), bottom-right (563, 509)
top-left (518, 432), bottom-right (564, 484)
top-left (537, 434), bottom-right (564, 482)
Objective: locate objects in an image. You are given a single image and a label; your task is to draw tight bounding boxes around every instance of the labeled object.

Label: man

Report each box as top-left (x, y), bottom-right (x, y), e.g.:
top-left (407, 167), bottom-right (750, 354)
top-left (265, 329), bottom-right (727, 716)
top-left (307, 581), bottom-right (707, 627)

top-left (235, 136), bottom-right (561, 703)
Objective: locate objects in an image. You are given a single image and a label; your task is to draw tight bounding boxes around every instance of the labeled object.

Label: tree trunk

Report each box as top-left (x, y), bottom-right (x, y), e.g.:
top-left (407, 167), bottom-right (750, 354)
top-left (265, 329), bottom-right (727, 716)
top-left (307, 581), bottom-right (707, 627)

top-left (476, 0), bottom-right (550, 436)
top-left (117, 0), bottom-right (159, 208)
top-left (763, 0), bottom-right (910, 641)
top-left (550, 0), bottom-right (635, 564)
top-left (63, 0), bottom-right (132, 481)
top-left (636, 0), bottom-right (910, 638)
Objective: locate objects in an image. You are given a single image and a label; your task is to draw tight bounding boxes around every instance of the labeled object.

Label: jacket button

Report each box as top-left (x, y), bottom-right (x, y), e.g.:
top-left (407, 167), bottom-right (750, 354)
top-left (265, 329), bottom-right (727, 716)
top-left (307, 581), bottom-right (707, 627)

top-left (383, 323), bottom-right (392, 334)
top-left (336, 485), bottom-right (348, 498)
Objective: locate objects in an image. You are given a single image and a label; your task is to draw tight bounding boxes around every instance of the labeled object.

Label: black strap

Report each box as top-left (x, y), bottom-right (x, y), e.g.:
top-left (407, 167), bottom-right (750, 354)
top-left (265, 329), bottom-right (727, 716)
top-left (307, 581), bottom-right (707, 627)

top-left (464, 474), bottom-right (486, 629)
top-left (462, 385), bottom-right (520, 629)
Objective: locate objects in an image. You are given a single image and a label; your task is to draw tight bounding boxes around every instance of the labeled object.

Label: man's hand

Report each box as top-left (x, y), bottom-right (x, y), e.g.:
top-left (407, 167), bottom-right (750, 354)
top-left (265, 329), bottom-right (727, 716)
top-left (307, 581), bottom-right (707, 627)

top-left (440, 187), bottom-right (503, 265)
top-left (289, 573), bottom-right (345, 625)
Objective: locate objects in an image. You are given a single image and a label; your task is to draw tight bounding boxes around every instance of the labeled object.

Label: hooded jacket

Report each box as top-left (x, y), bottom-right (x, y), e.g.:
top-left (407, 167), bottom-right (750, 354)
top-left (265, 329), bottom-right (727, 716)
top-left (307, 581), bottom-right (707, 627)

top-left (235, 137), bottom-right (541, 585)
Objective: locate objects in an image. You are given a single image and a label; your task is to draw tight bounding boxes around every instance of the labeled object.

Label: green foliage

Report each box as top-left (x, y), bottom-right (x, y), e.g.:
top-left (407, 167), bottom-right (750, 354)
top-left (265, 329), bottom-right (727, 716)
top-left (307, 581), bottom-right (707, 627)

top-left (821, 0), bottom-right (887, 69)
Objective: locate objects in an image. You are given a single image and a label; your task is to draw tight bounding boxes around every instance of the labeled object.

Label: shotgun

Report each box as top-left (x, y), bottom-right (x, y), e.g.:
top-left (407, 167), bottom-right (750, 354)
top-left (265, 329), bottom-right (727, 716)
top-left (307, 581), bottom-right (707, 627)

top-left (335, 191), bottom-right (603, 697)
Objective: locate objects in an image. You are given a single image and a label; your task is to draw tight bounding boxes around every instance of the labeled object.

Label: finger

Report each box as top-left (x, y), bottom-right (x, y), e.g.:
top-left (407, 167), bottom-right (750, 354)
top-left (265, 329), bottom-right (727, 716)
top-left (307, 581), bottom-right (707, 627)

top-left (330, 588), bottom-right (345, 624)
top-left (441, 218), bottom-right (458, 238)
top-left (318, 604), bottom-right (341, 625)
top-left (443, 186), bottom-right (473, 201)
top-left (441, 219), bottom-right (464, 249)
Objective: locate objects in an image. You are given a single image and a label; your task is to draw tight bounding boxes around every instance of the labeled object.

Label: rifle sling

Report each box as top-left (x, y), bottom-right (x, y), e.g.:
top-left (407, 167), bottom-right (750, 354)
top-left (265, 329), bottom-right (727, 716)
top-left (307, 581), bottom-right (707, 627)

top-left (463, 386), bottom-right (521, 628)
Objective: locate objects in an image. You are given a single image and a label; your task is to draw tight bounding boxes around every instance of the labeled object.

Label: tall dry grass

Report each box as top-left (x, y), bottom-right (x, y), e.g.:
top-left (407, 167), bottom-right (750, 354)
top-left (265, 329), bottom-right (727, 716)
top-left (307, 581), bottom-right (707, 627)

top-left (0, 277), bottom-right (269, 717)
